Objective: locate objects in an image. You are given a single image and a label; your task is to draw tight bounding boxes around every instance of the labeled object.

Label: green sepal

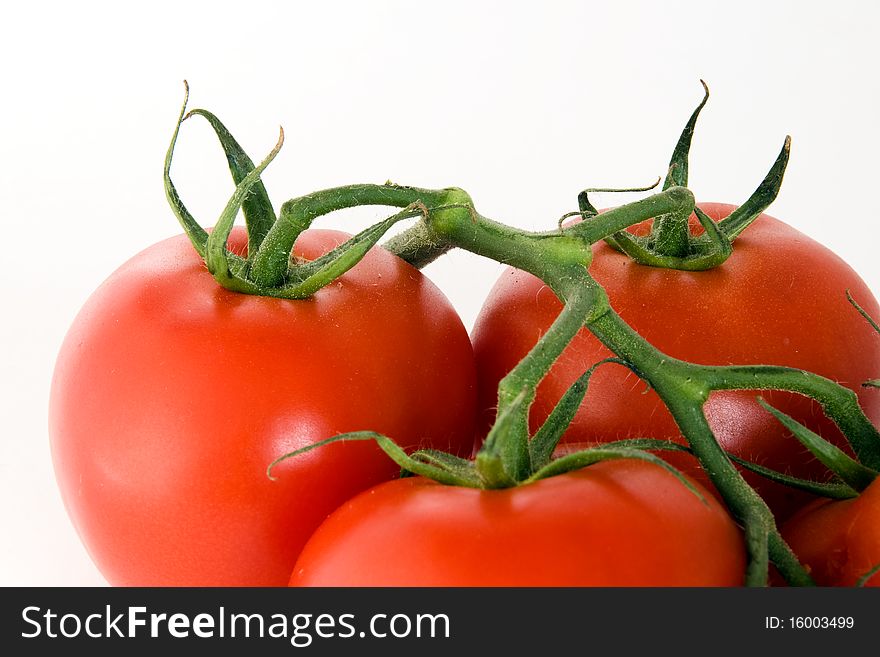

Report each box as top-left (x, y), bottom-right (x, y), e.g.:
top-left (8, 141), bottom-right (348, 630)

top-left (663, 80), bottom-right (710, 190)
top-left (717, 136), bottom-right (791, 240)
top-left (847, 289), bottom-right (880, 334)
top-left (690, 206), bottom-right (733, 259)
top-left (164, 82), bottom-right (209, 258)
top-left (529, 358), bottom-right (631, 471)
top-left (527, 372), bottom-right (590, 471)
top-left (593, 81), bottom-right (789, 270)
top-left (205, 129), bottom-right (285, 283)
top-left (267, 431), bottom-right (482, 488)
top-left (606, 231), bottom-right (654, 261)
top-left (758, 398), bottom-right (878, 492)
top-left (609, 212), bottom-right (731, 271)
top-left (525, 445), bottom-right (707, 504)
top-left (408, 449), bottom-right (482, 487)
top-left (647, 80), bottom-right (711, 262)
top-left (600, 437), bottom-right (691, 453)
top-left (727, 453), bottom-right (859, 499)
top-left (596, 436), bottom-right (860, 499)
top-left (184, 108), bottom-right (278, 258)
top-left (166, 87), bottom-right (423, 300)
top-left (280, 204), bottom-right (426, 298)
top-left (844, 290), bottom-right (880, 387)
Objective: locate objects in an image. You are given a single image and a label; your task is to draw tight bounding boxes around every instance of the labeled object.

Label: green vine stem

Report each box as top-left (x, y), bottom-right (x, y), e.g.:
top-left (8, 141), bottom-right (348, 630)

top-left (250, 177), bottom-right (867, 585)
top-left (247, 185), bottom-right (454, 288)
top-left (475, 285), bottom-right (599, 486)
top-left (202, 172), bottom-right (877, 585)
top-left (383, 200), bottom-right (842, 586)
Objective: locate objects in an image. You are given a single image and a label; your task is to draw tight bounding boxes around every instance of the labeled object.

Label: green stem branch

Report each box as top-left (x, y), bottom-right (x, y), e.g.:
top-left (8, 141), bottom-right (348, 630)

top-left (477, 285), bottom-right (599, 485)
top-left (384, 191), bottom-right (828, 585)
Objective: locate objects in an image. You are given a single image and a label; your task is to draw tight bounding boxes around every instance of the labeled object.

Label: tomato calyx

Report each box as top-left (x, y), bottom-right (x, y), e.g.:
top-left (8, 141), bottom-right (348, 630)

top-left (164, 83), bottom-right (451, 299)
top-left (268, 357), bottom-right (704, 501)
top-left (576, 81), bottom-right (791, 271)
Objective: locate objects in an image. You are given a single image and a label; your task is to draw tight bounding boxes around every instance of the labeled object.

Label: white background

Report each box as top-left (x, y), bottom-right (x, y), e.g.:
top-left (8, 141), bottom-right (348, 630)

top-left (2, 0), bottom-right (878, 585)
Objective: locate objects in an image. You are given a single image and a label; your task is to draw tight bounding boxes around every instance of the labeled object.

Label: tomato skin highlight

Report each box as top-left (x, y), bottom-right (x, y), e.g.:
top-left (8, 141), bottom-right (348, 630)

top-left (781, 477), bottom-right (880, 586)
top-left (289, 460), bottom-right (745, 587)
top-left (49, 228), bottom-right (477, 586)
top-left (472, 205), bottom-right (880, 519)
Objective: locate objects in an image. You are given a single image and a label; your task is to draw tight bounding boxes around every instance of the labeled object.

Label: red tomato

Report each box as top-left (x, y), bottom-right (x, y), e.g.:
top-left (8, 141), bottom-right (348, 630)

top-left (472, 204), bottom-right (880, 520)
top-left (781, 477), bottom-right (880, 586)
top-left (49, 227), bottom-right (476, 586)
top-left (289, 459), bottom-right (745, 586)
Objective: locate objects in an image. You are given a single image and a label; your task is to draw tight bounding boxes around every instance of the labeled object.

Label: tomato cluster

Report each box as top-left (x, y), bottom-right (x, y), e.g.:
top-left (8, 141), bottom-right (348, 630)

top-left (49, 92), bottom-right (880, 587)
top-left (52, 211), bottom-right (880, 586)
